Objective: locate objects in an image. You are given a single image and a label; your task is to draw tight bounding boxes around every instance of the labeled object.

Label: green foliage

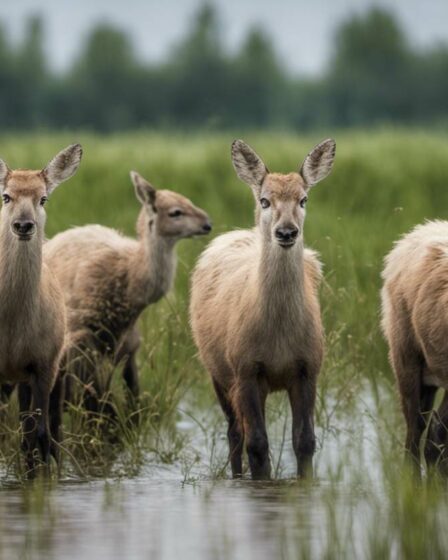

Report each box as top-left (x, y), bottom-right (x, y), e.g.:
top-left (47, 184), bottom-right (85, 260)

top-left (2, 5), bottom-right (448, 130)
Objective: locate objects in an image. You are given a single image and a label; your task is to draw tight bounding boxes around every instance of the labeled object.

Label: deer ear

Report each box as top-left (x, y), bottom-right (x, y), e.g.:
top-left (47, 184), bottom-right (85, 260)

top-left (130, 171), bottom-right (156, 211)
top-left (231, 140), bottom-right (268, 192)
top-left (42, 143), bottom-right (83, 193)
top-left (0, 159), bottom-right (10, 192)
top-left (300, 139), bottom-right (336, 189)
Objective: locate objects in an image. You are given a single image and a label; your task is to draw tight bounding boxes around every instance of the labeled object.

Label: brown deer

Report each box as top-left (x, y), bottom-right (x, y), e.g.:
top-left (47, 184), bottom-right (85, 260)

top-left (0, 144), bottom-right (82, 471)
top-left (382, 220), bottom-right (448, 471)
top-left (190, 139), bottom-right (336, 479)
top-left (44, 171), bottom-right (211, 413)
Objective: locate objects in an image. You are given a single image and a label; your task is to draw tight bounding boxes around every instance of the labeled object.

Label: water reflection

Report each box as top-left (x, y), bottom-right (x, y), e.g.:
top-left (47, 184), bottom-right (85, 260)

top-left (0, 387), bottom-right (425, 559)
top-left (0, 478), bottom-right (339, 560)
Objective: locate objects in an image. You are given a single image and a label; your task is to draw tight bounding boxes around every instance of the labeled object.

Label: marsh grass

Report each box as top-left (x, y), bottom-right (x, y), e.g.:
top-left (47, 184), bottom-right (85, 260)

top-left (0, 129), bottom-right (448, 555)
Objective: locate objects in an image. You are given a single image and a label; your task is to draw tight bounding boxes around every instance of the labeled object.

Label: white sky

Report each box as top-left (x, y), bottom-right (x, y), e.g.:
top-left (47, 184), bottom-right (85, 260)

top-left (1, 0), bottom-right (448, 75)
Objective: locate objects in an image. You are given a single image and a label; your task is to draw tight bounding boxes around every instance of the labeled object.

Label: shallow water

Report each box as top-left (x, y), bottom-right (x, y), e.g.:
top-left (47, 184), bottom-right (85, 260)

top-left (0, 475), bottom-right (370, 560)
top-left (0, 390), bottom-right (385, 560)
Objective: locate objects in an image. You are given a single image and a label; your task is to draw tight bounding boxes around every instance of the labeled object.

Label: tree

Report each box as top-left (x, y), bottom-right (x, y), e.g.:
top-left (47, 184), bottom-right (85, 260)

top-left (230, 27), bottom-right (286, 127)
top-left (67, 25), bottom-right (140, 130)
top-left (167, 3), bottom-right (230, 127)
top-left (326, 8), bottom-right (414, 126)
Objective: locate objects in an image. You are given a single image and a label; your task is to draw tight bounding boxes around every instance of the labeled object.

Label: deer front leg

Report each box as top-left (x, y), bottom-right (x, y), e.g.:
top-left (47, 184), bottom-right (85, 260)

top-left (18, 382), bottom-right (36, 473)
top-left (235, 368), bottom-right (271, 480)
top-left (31, 373), bottom-right (52, 467)
top-left (213, 378), bottom-right (244, 478)
top-left (288, 363), bottom-right (317, 478)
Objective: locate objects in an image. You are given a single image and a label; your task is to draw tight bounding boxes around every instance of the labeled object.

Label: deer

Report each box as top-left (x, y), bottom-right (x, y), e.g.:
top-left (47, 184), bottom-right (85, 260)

top-left (190, 138), bottom-right (336, 479)
top-left (381, 220), bottom-right (448, 472)
top-left (0, 144), bottom-right (83, 471)
top-left (43, 171), bottom-right (211, 414)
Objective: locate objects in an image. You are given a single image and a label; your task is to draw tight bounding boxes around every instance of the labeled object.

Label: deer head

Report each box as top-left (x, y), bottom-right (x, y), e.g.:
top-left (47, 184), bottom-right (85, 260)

top-left (0, 144), bottom-right (82, 242)
top-left (231, 139), bottom-right (335, 248)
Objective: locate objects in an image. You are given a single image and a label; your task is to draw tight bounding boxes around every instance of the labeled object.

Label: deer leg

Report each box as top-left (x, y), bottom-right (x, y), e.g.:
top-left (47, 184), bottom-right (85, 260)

top-left (18, 382), bottom-right (37, 473)
top-left (0, 384), bottom-right (14, 422)
top-left (289, 363), bottom-right (317, 478)
top-left (0, 384), bottom-right (14, 403)
top-left (30, 374), bottom-right (51, 467)
top-left (425, 388), bottom-right (448, 469)
top-left (49, 373), bottom-right (65, 464)
top-left (122, 352), bottom-right (140, 401)
top-left (388, 343), bottom-right (426, 472)
top-left (212, 378), bottom-right (244, 478)
top-left (235, 369), bottom-right (271, 480)
top-left (116, 327), bottom-right (141, 402)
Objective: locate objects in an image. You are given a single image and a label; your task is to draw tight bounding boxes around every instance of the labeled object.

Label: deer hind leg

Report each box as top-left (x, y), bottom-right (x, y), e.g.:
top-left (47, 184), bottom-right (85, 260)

top-left (391, 345), bottom-right (432, 470)
top-left (425, 388), bottom-right (448, 470)
top-left (116, 327), bottom-right (141, 402)
top-left (234, 367), bottom-right (271, 480)
top-left (212, 378), bottom-right (244, 478)
top-left (289, 362), bottom-right (317, 478)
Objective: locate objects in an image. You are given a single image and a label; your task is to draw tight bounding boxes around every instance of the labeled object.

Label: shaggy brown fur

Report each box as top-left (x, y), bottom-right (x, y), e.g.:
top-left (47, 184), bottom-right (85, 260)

top-left (190, 139), bottom-right (336, 479)
top-left (382, 220), bottom-right (448, 470)
top-left (44, 171), bottom-right (211, 412)
top-left (0, 144), bottom-right (82, 471)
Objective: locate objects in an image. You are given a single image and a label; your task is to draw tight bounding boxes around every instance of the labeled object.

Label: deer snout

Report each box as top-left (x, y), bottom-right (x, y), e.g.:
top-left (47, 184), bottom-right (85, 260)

top-left (202, 221), bottom-right (212, 233)
top-left (275, 226), bottom-right (299, 247)
top-left (12, 220), bottom-right (36, 238)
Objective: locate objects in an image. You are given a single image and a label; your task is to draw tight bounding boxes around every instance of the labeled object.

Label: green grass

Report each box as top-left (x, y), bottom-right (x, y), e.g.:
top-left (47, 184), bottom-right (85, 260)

top-left (1, 129), bottom-right (448, 556)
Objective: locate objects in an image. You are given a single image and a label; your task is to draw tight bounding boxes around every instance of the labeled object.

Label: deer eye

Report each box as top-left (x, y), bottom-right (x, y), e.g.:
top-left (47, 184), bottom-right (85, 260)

top-left (300, 196), bottom-right (308, 208)
top-left (2, 194), bottom-right (11, 204)
top-left (169, 209), bottom-right (183, 218)
top-left (260, 198), bottom-right (270, 209)
top-left (40, 196), bottom-right (48, 206)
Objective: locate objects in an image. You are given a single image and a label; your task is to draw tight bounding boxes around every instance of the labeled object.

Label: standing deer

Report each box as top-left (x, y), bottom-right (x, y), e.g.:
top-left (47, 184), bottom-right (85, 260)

top-left (382, 220), bottom-right (448, 471)
top-left (44, 171), bottom-right (211, 413)
top-left (0, 144), bottom-right (82, 471)
top-left (190, 139), bottom-right (336, 479)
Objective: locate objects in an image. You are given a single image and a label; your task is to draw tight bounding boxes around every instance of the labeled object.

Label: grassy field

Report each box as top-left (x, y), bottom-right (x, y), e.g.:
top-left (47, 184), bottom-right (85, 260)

top-left (1, 129), bottom-right (448, 557)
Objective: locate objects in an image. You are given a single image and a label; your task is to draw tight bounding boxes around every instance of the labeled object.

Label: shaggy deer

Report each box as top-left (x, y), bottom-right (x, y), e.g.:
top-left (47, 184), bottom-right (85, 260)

top-left (44, 171), bottom-right (211, 412)
top-left (190, 139), bottom-right (336, 479)
top-left (0, 144), bottom-right (82, 470)
top-left (382, 220), bottom-right (448, 470)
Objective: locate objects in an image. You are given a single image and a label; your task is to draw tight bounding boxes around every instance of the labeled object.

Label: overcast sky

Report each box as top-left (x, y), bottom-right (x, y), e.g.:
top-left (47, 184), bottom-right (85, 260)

top-left (1, 0), bottom-right (448, 75)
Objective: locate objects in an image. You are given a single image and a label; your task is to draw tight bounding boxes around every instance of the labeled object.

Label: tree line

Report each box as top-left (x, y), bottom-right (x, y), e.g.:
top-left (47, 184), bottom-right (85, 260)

top-left (2, 5), bottom-right (448, 131)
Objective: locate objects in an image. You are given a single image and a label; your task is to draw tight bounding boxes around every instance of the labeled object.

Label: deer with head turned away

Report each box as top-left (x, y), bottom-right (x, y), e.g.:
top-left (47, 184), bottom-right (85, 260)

top-left (0, 144), bottom-right (82, 472)
top-left (190, 139), bottom-right (336, 479)
top-left (44, 171), bottom-right (212, 415)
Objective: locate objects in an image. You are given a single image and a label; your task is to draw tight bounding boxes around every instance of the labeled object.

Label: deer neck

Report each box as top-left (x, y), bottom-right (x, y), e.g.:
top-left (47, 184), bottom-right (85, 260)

top-left (257, 232), bottom-right (305, 323)
top-left (0, 223), bottom-right (42, 317)
top-left (131, 210), bottom-right (177, 305)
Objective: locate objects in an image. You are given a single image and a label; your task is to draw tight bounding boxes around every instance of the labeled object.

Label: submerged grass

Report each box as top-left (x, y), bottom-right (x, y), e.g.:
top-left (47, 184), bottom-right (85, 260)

top-left (0, 129), bottom-right (448, 555)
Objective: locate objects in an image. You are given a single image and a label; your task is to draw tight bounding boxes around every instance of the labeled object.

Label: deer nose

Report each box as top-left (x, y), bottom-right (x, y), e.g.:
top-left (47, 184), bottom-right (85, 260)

top-left (202, 222), bottom-right (212, 233)
top-left (275, 227), bottom-right (299, 242)
top-left (13, 220), bottom-right (35, 235)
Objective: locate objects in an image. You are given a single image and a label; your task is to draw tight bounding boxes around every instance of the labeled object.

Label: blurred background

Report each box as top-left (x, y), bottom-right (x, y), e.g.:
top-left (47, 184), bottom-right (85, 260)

top-left (1, 0), bottom-right (448, 131)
